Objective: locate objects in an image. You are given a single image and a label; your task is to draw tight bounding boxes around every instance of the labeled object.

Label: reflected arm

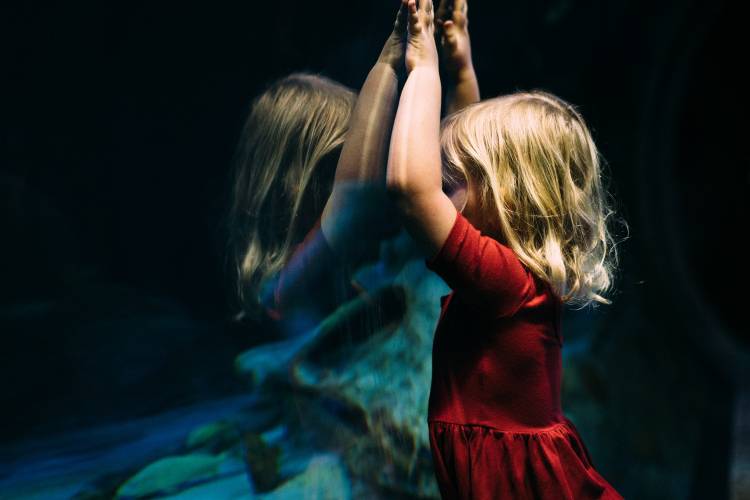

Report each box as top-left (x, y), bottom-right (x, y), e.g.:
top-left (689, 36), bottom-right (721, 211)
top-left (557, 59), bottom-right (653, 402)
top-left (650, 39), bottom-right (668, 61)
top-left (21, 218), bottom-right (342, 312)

top-left (320, 7), bottom-right (406, 260)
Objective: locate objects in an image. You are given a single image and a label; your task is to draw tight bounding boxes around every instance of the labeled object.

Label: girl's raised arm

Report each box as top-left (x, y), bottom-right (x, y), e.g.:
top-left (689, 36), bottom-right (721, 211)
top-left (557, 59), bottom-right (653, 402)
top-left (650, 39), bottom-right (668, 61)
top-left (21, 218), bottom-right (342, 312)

top-left (436, 0), bottom-right (480, 114)
top-left (387, 0), bottom-right (458, 258)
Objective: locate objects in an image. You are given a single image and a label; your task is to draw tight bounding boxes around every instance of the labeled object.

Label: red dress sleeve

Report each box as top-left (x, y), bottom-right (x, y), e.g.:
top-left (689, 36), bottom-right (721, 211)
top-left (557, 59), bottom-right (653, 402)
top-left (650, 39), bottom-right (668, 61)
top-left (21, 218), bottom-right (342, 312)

top-left (425, 211), bottom-right (537, 318)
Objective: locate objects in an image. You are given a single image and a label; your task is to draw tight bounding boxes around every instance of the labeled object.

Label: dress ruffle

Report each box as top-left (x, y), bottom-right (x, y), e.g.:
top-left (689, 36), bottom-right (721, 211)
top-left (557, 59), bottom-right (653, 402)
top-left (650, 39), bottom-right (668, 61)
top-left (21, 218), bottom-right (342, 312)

top-left (428, 418), bottom-right (623, 500)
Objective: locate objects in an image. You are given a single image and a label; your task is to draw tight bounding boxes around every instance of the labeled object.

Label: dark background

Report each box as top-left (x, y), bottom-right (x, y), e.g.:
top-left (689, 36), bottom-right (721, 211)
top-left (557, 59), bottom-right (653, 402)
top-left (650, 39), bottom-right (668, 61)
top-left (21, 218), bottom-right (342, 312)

top-left (2, 0), bottom-right (747, 497)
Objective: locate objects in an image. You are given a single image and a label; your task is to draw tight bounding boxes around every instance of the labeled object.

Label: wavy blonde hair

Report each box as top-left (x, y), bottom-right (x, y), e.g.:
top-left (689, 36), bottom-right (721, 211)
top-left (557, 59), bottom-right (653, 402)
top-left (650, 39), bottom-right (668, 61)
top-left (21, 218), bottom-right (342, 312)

top-left (227, 73), bottom-right (356, 317)
top-left (440, 90), bottom-right (623, 307)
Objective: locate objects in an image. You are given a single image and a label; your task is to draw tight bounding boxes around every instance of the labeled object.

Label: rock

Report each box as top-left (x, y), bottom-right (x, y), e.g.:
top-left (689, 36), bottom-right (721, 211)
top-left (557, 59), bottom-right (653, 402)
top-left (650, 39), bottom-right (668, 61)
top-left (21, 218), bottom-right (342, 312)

top-left (291, 254), bottom-right (447, 499)
top-left (234, 330), bottom-right (320, 390)
top-left (257, 454), bottom-right (350, 500)
top-left (186, 420), bottom-right (240, 453)
top-left (160, 473), bottom-right (253, 499)
top-left (243, 431), bottom-right (282, 493)
top-left (115, 452), bottom-right (241, 499)
top-left (235, 231), bottom-right (446, 499)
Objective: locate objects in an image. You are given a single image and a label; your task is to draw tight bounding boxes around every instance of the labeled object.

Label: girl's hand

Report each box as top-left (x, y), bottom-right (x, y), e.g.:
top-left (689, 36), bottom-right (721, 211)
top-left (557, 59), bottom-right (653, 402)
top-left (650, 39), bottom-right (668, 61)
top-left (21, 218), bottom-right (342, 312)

top-left (404, 0), bottom-right (439, 73)
top-left (377, 3), bottom-right (407, 69)
top-left (436, 0), bottom-right (473, 76)
top-left (436, 0), bottom-right (479, 113)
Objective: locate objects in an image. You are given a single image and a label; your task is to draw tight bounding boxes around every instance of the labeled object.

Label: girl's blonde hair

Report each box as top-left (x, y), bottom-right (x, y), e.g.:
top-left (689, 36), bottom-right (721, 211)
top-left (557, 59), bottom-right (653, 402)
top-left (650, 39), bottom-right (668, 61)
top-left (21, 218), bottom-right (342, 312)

top-left (440, 90), bottom-right (623, 307)
top-left (227, 73), bottom-right (356, 317)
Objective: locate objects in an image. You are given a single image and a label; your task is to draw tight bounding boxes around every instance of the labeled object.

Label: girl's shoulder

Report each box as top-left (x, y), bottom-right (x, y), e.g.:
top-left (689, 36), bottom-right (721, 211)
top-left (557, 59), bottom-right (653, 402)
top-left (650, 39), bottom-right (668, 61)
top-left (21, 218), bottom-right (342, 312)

top-left (427, 212), bottom-right (539, 318)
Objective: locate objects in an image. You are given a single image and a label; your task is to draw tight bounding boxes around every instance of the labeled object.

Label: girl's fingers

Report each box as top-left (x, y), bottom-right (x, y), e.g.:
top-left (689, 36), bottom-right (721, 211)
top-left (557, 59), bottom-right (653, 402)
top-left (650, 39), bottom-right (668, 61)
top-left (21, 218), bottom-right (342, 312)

top-left (406, 0), bottom-right (420, 33)
top-left (454, 0), bottom-right (467, 15)
top-left (407, 0), bottom-right (418, 17)
top-left (407, 0), bottom-right (437, 34)
top-left (442, 19), bottom-right (458, 43)
top-left (442, 21), bottom-right (457, 46)
top-left (423, 0), bottom-right (434, 14)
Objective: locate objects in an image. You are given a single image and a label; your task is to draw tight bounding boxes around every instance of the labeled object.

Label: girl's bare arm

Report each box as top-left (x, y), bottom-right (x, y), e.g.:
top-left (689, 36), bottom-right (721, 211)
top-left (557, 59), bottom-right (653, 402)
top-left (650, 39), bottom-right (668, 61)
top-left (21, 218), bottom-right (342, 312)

top-left (387, 0), bottom-right (458, 258)
top-left (437, 0), bottom-right (480, 115)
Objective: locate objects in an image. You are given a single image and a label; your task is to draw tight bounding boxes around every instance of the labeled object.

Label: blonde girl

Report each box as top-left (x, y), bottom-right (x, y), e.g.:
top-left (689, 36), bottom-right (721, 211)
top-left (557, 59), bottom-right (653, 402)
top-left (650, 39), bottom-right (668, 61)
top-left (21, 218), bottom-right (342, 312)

top-left (387, 0), bottom-right (624, 497)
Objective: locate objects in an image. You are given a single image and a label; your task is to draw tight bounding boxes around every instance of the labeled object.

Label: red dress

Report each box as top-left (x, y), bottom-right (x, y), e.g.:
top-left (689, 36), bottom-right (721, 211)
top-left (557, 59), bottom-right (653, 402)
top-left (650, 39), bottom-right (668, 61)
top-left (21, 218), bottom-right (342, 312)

top-left (425, 212), bottom-right (623, 500)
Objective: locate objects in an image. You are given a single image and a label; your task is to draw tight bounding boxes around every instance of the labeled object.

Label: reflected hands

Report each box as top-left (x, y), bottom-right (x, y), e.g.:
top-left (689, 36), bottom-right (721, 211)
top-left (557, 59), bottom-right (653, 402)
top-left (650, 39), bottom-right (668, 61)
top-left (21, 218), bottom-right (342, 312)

top-left (378, 2), bottom-right (408, 69)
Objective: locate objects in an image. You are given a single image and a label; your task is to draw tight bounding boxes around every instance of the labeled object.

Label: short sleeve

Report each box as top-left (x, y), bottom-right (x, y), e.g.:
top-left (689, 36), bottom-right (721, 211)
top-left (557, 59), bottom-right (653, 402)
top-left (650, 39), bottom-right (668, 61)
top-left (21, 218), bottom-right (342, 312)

top-left (425, 211), bottom-right (536, 317)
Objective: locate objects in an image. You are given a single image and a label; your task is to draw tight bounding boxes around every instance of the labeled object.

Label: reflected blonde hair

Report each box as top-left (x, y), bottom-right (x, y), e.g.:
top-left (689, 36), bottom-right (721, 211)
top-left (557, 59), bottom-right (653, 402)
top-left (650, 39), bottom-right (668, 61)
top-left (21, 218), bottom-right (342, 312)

top-left (227, 73), bottom-right (356, 317)
top-left (440, 90), bottom-right (623, 307)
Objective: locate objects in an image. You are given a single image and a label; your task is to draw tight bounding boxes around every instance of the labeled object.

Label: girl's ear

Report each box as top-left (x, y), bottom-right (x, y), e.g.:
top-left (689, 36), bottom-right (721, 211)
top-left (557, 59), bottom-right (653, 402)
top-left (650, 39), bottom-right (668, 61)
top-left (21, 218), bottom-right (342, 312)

top-left (447, 184), bottom-right (468, 212)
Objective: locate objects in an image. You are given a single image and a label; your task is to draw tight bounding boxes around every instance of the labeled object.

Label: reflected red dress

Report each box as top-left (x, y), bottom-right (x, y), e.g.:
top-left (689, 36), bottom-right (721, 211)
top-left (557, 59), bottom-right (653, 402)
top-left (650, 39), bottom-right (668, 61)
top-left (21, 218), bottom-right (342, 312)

top-left (425, 212), bottom-right (623, 499)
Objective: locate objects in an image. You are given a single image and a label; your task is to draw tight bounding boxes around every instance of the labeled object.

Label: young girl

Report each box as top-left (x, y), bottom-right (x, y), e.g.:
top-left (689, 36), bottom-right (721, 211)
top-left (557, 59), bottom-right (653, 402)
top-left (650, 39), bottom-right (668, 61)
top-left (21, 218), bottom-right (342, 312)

top-left (387, 0), bottom-right (624, 498)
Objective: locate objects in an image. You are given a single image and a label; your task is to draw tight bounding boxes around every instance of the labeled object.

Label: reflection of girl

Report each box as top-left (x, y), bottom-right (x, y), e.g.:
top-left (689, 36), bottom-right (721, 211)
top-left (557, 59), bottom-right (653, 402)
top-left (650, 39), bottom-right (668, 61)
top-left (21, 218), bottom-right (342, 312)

top-left (227, 6), bottom-right (409, 336)
top-left (226, 72), bottom-right (356, 326)
top-left (388, 0), bottom-right (624, 498)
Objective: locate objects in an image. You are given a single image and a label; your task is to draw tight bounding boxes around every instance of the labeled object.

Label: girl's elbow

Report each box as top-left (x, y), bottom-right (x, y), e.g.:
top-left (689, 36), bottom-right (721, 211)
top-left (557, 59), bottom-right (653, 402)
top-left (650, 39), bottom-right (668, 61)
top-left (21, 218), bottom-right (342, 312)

top-left (385, 179), bottom-right (414, 215)
top-left (387, 181), bottom-right (427, 210)
top-left (386, 178), bottom-right (405, 197)
top-left (385, 172), bottom-right (412, 199)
